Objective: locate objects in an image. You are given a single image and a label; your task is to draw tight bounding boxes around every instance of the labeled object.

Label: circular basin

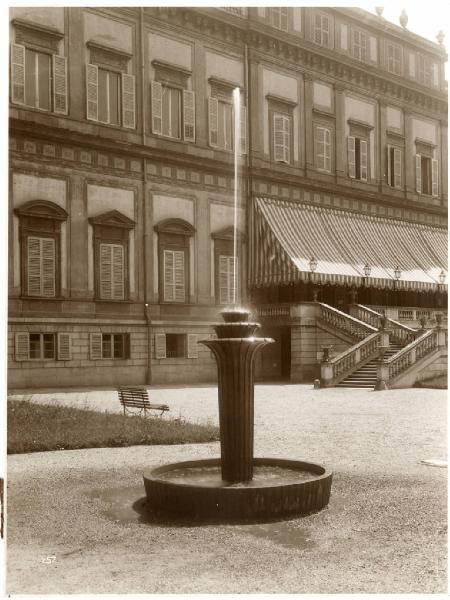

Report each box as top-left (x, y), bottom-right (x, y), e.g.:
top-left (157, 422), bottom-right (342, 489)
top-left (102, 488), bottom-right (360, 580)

top-left (143, 457), bottom-right (332, 521)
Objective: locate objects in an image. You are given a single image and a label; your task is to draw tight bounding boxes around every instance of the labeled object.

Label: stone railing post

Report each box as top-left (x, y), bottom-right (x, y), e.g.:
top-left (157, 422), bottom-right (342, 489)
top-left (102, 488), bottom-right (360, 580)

top-left (320, 346), bottom-right (334, 386)
top-left (435, 316), bottom-right (447, 347)
top-left (375, 345), bottom-right (390, 390)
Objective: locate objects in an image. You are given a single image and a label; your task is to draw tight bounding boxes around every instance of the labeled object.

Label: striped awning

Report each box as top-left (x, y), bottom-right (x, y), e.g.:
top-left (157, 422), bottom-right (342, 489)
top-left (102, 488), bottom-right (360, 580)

top-left (250, 197), bottom-right (448, 291)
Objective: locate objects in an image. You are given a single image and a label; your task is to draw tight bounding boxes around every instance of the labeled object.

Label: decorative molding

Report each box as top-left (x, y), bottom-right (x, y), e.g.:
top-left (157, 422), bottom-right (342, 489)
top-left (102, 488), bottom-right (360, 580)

top-left (386, 128), bottom-right (405, 139)
top-left (14, 200), bottom-right (68, 221)
top-left (266, 94), bottom-right (297, 107)
top-left (13, 18), bottom-right (63, 53)
top-left (347, 118), bottom-right (374, 130)
top-left (86, 40), bottom-right (132, 59)
top-left (154, 218), bottom-right (196, 236)
top-left (312, 107), bottom-right (336, 119)
top-left (151, 59), bottom-right (192, 77)
top-left (211, 225), bottom-right (246, 241)
top-left (88, 210), bottom-right (135, 229)
top-left (414, 137), bottom-right (437, 148)
top-left (12, 18), bottom-right (64, 39)
top-left (208, 76), bottom-right (242, 90)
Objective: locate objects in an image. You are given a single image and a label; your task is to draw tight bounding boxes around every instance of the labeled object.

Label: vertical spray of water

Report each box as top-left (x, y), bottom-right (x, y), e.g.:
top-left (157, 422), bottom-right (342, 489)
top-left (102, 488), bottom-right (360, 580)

top-left (232, 87), bottom-right (240, 307)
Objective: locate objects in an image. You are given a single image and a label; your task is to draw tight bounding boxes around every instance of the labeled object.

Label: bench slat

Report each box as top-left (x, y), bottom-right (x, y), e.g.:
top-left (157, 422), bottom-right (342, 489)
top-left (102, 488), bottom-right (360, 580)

top-left (118, 387), bottom-right (169, 414)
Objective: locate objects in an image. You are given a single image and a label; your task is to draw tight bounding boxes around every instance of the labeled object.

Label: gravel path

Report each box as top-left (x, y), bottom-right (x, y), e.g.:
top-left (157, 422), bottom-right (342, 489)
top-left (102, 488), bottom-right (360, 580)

top-left (7, 385), bottom-right (447, 594)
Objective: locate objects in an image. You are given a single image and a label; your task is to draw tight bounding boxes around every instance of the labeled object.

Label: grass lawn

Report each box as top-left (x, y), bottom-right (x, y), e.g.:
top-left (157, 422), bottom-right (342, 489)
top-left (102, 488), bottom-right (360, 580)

top-left (7, 400), bottom-right (219, 454)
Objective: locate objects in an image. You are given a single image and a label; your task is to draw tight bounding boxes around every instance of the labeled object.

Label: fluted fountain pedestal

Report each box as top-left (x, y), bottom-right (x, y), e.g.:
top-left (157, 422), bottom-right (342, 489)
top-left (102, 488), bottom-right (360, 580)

top-left (143, 308), bottom-right (332, 520)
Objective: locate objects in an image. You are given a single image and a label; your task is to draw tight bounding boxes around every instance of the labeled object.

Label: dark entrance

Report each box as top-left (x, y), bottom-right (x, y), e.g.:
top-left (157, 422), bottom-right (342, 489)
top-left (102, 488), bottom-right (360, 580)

top-left (256, 325), bottom-right (291, 381)
top-left (280, 327), bottom-right (291, 379)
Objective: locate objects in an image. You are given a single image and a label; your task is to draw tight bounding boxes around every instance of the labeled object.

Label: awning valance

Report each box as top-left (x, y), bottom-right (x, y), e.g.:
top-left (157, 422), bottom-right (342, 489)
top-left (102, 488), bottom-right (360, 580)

top-left (250, 197), bottom-right (448, 291)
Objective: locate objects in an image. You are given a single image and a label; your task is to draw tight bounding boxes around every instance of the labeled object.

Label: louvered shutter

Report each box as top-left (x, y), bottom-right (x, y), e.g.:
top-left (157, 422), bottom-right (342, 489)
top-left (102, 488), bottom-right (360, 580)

top-left (112, 244), bottom-right (125, 300)
top-left (53, 55), bottom-right (68, 114)
top-left (322, 16), bottom-right (330, 46)
top-left (183, 90), bottom-right (195, 142)
top-left (239, 104), bottom-right (247, 155)
top-left (42, 238), bottom-right (56, 297)
top-left (151, 80), bottom-right (162, 134)
top-left (348, 136), bottom-right (356, 178)
top-left (415, 154), bottom-right (422, 193)
top-left (11, 43), bottom-right (26, 104)
top-left (187, 334), bottom-right (198, 359)
top-left (124, 333), bottom-right (131, 359)
top-left (57, 332), bottom-right (71, 360)
top-left (313, 15), bottom-right (322, 44)
top-left (324, 128), bottom-right (331, 171)
top-left (174, 251), bottom-right (185, 302)
top-left (387, 145), bottom-right (392, 185)
top-left (283, 116), bottom-right (290, 163)
top-left (155, 333), bottom-right (166, 359)
top-left (208, 97), bottom-right (219, 147)
top-left (163, 250), bottom-right (175, 301)
top-left (100, 243), bottom-right (112, 299)
top-left (86, 64), bottom-right (98, 121)
top-left (394, 148), bottom-right (402, 188)
top-left (15, 332), bottom-right (29, 361)
top-left (90, 333), bottom-right (103, 360)
top-left (432, 63), bottom-right (439, 87)
top-left (431, 159), bottom-right (439, 196)
top-left (280, 8), bottom-right (288, 30)
top-left (219, 255), bottom-right (230, 304)
top-left (273, 114), bottom-right (285, 162)
top-left (360, 139), bottom-right (368, 181)
top-left (27, 237), bottom-right (42, 296)
top-left (122, 73), bottom-right (135, 129)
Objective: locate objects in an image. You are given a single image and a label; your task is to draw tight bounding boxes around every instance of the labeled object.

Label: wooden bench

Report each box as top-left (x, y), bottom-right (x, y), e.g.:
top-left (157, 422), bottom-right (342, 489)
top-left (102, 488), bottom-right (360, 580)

top-left (118, 387), bottom-right (169, 417)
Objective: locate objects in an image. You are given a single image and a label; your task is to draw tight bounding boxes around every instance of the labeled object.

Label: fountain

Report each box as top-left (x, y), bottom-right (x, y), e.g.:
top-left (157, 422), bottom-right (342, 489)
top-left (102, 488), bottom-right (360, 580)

top-left (143, 89), bottom-right (332, 521)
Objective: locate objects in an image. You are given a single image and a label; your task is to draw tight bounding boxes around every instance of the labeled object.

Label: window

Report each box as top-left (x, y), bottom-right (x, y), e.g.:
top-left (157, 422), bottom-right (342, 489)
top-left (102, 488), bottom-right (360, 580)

top-left (155, 219), bottom-right (195, 304)
top-left (416, 55), bottom-right (437, 87)
top-left (313, 14), bottom-right (330, 47)
top-left (15, 332), bottom-right (71, 361)
top-left (415, 154), bottom-right (438, 196)
top-left (348, 136), bottom-right (368, 181)
top-left (315, 126), bottom-right (332, 172)
top-left (268, 7), bottom-right (289, 31)
top-left (218, 255), bottom-right (237, 305)
top-left (86, 63), bottom-right (135, 128)
top-left (208, 95), bottom-right (247, 153)
top-left (10, 44), bottom-right (67, 114)
top-left (89, 333), bottom-right (130, 360)
top-left (15, 200), bottom-right (68, 299)
top-left (151, 81), bottom-right (195, 142)
top-left (352, 30), bottom-right (367, 62)
top-left (89, 210), bottom-right (135, 302)
top-left (387, 43), bottom-right (402, 75)
top-left (154, 333), bottom-right (198, 359)
top-left (387, 146), bottom-right (402, 188)
top-left (273, 113), bottom-right (291, 164)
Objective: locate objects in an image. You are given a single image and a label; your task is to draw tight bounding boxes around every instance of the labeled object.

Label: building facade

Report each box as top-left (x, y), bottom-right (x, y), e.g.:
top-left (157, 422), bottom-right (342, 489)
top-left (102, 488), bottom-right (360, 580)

top-left (8, 7), bottom-right (448, 389)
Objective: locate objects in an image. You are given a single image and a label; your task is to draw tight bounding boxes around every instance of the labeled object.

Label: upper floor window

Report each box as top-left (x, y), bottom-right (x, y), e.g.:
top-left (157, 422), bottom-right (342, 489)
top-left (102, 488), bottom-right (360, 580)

top-left (208, 79), bottom-right (247, 153)
top-left (273, 113), bottom-right (291, 164)
top-left (415, 154), bottom-right (438, 197)
top-left (352, 30), bottom-right (367, 62)
top-left (314, 126), bottom-right (332, 172)
top-left (14, 200), bottom-right (68, 299)
top-left (219, 7), bottom-right (248, 17)
top-left (151, 83), bottom-right (195, 142)
top-left (89, 210), bottom-right (135, 301)
top-left (268, 7), bottom-right (288, 31)
top-left (313, 14), bottom-right (330, 48)
top-left (348, 136), bottom-right (368, 182)
top-left (387, 145), bottom-right (402, 189)
top-left (417, 54), bottom-right (433, 86)
top-left (386, 43), bottom-right (402, 75)
top-left (10, 44), bottom-right (67, 114)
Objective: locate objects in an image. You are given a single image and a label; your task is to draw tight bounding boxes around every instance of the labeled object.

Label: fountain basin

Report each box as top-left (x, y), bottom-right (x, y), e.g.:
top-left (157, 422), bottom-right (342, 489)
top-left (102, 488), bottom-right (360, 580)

top-left (143, 457), bottom-right (332, 520)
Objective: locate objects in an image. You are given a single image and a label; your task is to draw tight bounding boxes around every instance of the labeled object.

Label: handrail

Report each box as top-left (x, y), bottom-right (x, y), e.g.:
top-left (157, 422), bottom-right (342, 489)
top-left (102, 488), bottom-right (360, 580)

top-left (319, 302), bottom-right (377, 340)
top-left (351, 304), bottom-right (417, 345)
top-left (382, 329), bottom-right (439, 382)
top-left (321, 332), bottom-right (381, 386)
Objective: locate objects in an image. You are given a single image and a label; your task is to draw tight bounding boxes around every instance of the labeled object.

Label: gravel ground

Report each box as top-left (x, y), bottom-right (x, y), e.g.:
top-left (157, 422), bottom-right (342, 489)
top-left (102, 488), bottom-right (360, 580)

top-left (7, 385), bottom-right (448, 594)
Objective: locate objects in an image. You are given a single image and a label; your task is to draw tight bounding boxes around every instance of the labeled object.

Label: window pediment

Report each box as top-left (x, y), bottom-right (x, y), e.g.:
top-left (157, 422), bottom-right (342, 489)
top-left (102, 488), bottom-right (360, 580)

top-left (154, 218), bottom-right (195, 236)
top-left (212, 226), bottom-right (246, 242)
top-left (89, 210), bottom-right (135, 229)
top-left (14, 200), bottom-right (68, 221)
top-left (13, 18), bottom-right (63, 53)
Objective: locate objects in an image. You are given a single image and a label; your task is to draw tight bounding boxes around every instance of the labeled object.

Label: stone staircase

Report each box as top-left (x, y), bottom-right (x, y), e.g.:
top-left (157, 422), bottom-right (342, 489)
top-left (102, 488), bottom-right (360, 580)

top-left (336, 343), bottom-right (403, 388)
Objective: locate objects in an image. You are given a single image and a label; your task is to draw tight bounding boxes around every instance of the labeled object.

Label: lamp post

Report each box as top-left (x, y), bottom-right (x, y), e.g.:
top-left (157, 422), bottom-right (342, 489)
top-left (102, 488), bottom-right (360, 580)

top-left (362, 263), bottom-right (371, 304)
top-left (438, 270), bottom-right (446, 309)
top-left (392, 266), bottom-right (401, 307)
top-left (309, 257), bottom-right (319, 301)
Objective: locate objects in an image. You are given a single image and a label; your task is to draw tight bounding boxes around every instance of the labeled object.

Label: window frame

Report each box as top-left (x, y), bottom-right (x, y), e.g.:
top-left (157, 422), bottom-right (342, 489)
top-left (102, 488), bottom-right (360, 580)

top-left (97, 66), bottom-right (122, 126)
top-left (28, 332), bottom-right (56, 360)
top-left (268, 7), bottom-right (289, 31)
top-left (314, 124), bottom-right (333, 173)
top-left (313, 12), bottom-right (331, 48)
top-left (352, 29), bottom-right (367, 62)
top-left (386, 42), bottom-right (402, 76)
top-left (387, 145), bottom-right (403, 189)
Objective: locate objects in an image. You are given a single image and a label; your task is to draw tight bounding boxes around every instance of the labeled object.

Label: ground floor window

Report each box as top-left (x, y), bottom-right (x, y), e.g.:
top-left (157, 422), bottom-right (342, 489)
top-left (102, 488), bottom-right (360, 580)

top-left (29, 333), bottom-right (55, 359)
top-left (15, 332), bottom-right (71, 361)
top-left (166, 333), bottom-right (186, 358)
top-left (89, 333), bottom-right (130, 360)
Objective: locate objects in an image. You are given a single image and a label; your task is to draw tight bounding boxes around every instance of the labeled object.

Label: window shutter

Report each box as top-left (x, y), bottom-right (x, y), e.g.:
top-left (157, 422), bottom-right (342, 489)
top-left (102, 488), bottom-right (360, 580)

top-left (360, 139), bottom-right (368, 181)
top-left (280, 8), bottom-right (288, 31)
top-left (174, 250), bottom-right (186, 302)
top-left (208, 97), bottom-right (219, 147)
top-left (90, 333), bottom-right (103, 360)
top-left (239, 104), bottom-right (247, 155)
top-left (219, 255), bottom-right (230, 304)
top-left (27, 237), bottom-right (42, 296)
top-left (100, 243), bottom-right (112, 299)
top-left (122, 73), bottom-right (136, 129)
top-left (187, 334), bottom-right (198, 359)
top-left (53, 55), bottom-right (68, 115)
top-left (57, 333), bottom-right (71, 361)
top-left (347, 136), bottom-right (356, 178)
top-left (387, 145), bottom-right (392, 185)
top-left (11, 43), bottom-right (26, 104)
top-left (283, 116), bottom-right (290, 163)
top-left (409, 53), bottom-right (416, 78)
top-left (155, 333), bottom-right (166, 359)
top-left (42, 238), bottom-right (56, 297)
top-left (313, 15), bottom-right (322, 44)
top-left (324, 128), bottom-right (331, 171)
top-left (273, 114), bottom-right (285, 162)
top-left (86, 64), bottom-right (98, 121)
top-left (415, 154), bottom-right (422, 193)
top-left (431, 159), bottom-right (439, 196)
top-left (393, 148), bottom-right (402, 189)
top-left (183, 89), bottom-right (195, 142)
top-left (151, 80), bottom-right (162, 134)
top-left (124, 333), bottom-right (131, 359)
top-left (163, 250), bottom-right (175, 301)
top-left (112, 244), bottom-right (125, 300)
top-left (432, 63), bottom-right (439, 87)
top-left (15, 332), bottom-right (29, 361)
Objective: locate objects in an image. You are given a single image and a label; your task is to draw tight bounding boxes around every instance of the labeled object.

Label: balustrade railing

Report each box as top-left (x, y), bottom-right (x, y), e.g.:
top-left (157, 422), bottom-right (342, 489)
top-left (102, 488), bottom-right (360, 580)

top-left (383, 330), bottom-right (439, 381)
top-left (321, 332), bottom-right (381, 386)
top-left (351, 304), bottom-right (416, 345)
top-left (256, 305), bottom-right (291, 318)
top-left (319, 303), bottom-right (376, 340)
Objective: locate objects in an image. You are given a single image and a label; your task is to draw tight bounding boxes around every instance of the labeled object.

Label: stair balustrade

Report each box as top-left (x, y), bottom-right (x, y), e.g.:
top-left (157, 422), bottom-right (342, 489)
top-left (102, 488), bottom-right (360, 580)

top-left (350, 304), bottom-right (417, 345)
top-left (319, 303), bottom-right (377, 340)
top-left (321, 332), bottom-right (381, 387)
top-left (378, 329), bottom-right (439, 383)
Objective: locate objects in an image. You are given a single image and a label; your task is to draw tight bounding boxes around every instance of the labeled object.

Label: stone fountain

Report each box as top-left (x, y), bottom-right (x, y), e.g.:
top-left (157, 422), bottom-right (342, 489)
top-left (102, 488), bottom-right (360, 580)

top-left (143, 307), bottom-right (332, 520)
